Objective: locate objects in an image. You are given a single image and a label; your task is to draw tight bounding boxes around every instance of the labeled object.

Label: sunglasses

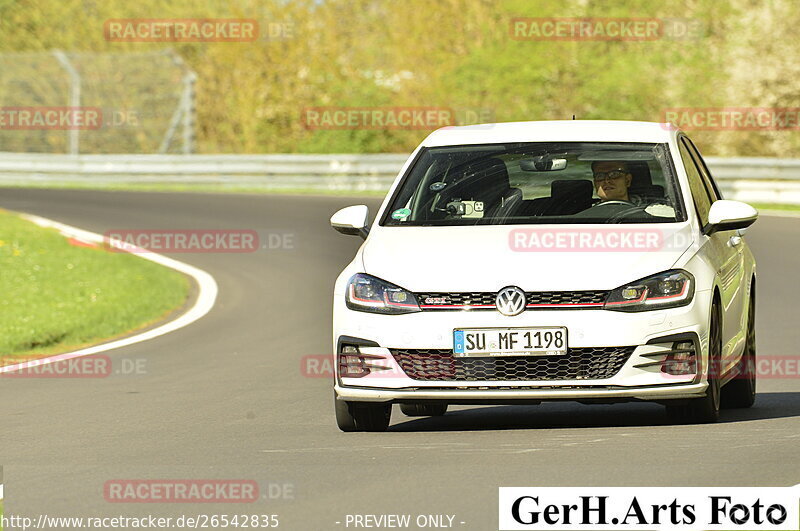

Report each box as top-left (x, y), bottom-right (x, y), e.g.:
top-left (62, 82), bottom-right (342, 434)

top-left (593, 170), bottom-right (628, 182)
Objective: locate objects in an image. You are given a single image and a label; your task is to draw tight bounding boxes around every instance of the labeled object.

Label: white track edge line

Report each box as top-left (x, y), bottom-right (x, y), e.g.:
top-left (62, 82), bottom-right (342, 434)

top-left (0, 214), bottom-right (218, 374)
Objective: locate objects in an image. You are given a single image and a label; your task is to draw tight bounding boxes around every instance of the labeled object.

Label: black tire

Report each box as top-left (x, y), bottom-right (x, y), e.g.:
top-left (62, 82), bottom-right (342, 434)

top-left (666, 302), bottom-right (722, 424)
top-left (400, 404), bottom-right (448, 417)
top-left (334, 393), bottom-right (391, 432)
top-left (334, 392), bottom-right (358, 432)
top-left (722, 293), bottom-right (756, 409)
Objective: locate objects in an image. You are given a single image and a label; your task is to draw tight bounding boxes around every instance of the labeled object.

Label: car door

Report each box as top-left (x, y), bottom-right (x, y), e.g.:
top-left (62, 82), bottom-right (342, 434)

top-left (678, 137), bottom-right (744, 373)
top-left (683, 136), bottom-right (748, 367)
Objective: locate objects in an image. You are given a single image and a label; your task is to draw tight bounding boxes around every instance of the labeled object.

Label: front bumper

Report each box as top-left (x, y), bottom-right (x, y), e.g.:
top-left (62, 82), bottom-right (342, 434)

top-left (333, 290), bottom-right (712, 403)
top-left (334, 382), bottom-right (708, 403)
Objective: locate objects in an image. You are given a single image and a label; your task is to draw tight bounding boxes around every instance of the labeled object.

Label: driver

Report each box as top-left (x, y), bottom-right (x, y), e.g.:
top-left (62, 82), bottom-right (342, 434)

top-left (591, 161), bottom-right (633, 202)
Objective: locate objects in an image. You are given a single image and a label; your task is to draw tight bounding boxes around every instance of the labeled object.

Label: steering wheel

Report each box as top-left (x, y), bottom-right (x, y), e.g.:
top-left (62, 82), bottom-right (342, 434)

top-left (590, 200), bottom-right (634, 207)
top-left (585, 200), bottom-right (647, 223)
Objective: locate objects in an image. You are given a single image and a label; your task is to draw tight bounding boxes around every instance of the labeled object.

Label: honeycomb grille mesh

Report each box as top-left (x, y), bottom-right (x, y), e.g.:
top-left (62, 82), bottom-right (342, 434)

top-left (417, 292), bottom-right (496, 306)
top-left (390, 347), bottom-right (635, 381)
top-left (526, 291), bottom-right (609, 305)
top-left (416, 291), bottom-right (609, 309)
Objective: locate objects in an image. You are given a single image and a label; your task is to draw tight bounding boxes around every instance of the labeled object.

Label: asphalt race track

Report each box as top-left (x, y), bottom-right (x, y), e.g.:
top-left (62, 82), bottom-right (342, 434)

top-left (1, 189), bottom-right (799, 530)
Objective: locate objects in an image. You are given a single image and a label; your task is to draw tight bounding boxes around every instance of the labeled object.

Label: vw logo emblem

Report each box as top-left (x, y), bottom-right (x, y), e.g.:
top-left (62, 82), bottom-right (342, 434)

top-left (495, 286), bottom-right (526, 316)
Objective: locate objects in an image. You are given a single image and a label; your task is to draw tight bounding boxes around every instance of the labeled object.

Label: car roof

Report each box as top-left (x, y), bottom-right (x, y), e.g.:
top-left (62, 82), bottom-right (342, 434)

top-left (421, 120), bottom-right (680, 147)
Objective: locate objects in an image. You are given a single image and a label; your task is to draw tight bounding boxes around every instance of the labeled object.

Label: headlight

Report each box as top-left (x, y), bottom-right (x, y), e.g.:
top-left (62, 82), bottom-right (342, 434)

top-left (605, 269), bottom-right (694, 312)
top-left (345, 274), bottom-right (421, 314)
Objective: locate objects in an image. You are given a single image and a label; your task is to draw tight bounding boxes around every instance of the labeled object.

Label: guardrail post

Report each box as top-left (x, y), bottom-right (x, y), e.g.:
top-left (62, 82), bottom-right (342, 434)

top-left (160, 50), bottom-right (197, 154)
top-left (52, 50), bottom-right (81, 155)
top-left (182, 72), bottom-right (197, 154)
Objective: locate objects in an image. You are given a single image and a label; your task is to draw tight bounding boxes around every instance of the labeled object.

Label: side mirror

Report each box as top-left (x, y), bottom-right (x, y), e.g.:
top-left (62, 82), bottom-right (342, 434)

top-left (703, 200), bottom-right (758, 236)
top-left (331, 205), bottom-right (370, 239)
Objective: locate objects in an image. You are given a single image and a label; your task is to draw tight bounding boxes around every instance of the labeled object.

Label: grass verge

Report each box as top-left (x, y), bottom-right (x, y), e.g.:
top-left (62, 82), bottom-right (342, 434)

top-left (0, 210), bottom-right (190, 363)
top-left (751, 203), bottom-right (800, 213)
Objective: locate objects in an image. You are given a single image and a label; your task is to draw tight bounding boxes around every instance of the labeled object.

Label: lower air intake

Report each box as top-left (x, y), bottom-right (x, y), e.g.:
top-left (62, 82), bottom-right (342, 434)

top-left (390, 347), bottom-right (635, 381)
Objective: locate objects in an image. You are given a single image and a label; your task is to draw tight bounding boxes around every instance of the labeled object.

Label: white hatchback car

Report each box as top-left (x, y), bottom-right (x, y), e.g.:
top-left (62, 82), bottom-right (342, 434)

top-left (330, 120), bottom-right (757, 432)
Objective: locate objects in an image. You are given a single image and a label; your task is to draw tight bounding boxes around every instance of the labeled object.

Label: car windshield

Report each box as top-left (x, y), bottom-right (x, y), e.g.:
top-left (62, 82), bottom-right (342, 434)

top-left (381, 142), bottom-right (685, 226)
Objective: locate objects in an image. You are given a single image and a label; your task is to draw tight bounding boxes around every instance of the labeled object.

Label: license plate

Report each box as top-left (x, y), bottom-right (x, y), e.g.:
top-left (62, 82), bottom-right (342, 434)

top-left (452, 327), bottom-right (568, 357)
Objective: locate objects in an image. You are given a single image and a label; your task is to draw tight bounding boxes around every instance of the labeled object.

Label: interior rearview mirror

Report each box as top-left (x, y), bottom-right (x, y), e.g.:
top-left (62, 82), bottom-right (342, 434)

top-left (520, 156), bottom-right (567, 172)
top-left (703, 200), bottom-right (758, 236)
top-left (331, 205), bottom-right (370, 239)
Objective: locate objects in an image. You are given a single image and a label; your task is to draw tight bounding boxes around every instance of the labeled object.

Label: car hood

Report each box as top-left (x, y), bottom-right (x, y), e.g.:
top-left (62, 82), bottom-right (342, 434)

top-left (362, 224), bottom-right (694, 292)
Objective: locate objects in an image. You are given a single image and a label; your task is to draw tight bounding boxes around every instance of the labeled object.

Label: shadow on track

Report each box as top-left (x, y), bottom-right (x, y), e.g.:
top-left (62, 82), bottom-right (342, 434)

top-left (389, 392), bottom-right (800, 432)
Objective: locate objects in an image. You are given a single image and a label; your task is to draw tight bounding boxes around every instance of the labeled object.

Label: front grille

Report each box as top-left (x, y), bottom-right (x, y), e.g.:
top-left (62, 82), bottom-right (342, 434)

top-left (390, 347), bottom-right (635, 381)
top-left (526, 291), bottom-right (608, 306)
top-left (417, 292), bottom-right (496, 307)
top-left (416, 291), bottom-right (609, 310)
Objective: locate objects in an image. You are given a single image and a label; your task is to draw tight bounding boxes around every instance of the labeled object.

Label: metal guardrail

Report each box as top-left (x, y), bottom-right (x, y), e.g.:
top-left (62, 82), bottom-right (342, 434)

top-left (704, 157), bottom-right (800, 205)
top-left (0, 152), bottom-right (406, 192)
top-left (1, 152), bottom-right (799, 203)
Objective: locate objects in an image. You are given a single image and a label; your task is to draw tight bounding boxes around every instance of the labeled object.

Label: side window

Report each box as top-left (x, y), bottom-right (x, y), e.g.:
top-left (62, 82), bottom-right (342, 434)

top-left (678, 141), bottom-right (712, 225)
top-left (683, 137), bottom-right (722, 200)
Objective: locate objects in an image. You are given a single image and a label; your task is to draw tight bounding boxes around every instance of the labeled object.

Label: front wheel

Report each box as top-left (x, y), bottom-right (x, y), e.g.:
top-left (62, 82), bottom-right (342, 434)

top-left (666, 302), bottom-right (722, 424)
top-left (334, 393), bottom-right (391, 432)
top-left (722, 293), bottom-right (756, 409)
